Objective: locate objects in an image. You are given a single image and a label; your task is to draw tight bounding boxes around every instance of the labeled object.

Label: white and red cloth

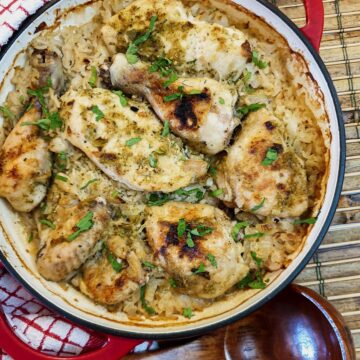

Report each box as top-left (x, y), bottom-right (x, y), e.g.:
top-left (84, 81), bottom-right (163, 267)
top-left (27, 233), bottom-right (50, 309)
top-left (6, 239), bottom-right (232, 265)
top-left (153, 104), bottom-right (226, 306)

top-left (0, 266), bottom-right (154, 359)
top-left (0, 0), bottom-right (51, 47)
top-left (0, 1), bottom-right (152, 358)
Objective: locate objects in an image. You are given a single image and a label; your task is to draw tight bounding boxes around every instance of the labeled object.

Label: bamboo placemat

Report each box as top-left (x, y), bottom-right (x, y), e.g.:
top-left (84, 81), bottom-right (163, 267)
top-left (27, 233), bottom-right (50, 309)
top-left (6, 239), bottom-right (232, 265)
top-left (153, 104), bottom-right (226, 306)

top-left (270, 0), bottom-right (360, 357)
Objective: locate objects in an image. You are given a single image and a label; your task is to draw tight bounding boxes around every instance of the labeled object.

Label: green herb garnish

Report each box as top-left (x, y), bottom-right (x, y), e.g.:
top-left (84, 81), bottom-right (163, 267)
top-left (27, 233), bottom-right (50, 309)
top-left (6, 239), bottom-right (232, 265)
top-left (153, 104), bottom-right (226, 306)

top-left (244, 232), bottom-right (265, 239)
top-left (190, 225), bottom-right (213, 237)
top-left (186, 232), bottom-right (195, 248)
top-left (147, 193), bottom-right (170, 206)
top-left (125, 137), bottom-right (142, 146)
top-left (0, 105), bottom-right (15, 120)
top-left (294, 217), bottom-right (317, 225)
top-left (168, 278), bottom-right (177, 288)
top-left (21, 112), bottom-right (63, 131)
top-left (262, 148), bottom-right (278, 166)
top-left (149, 153), bottom-right (157, 168)
top-left (112, 90), bottom-right (128, 107)
top-left (140, 285), bottom-right (156, 315)
top-left (28, 232), bottom-right (34, 243)
top-left (67, 211), bottom-right (94, 241)
top-left (210, 188), bottom-right (223, 197)
top-left (163, 73), bottom-right (178, 88)
top-left (207, 254), bottom-right (217, 268)
top-left (177, 218), bottom-right (186, 237)
top-left (80, 179), bottom-right (99, 190)
top-left (91, 105), bottom-right (104, 121)
top-left (149, 57), bottom-right (173, 76)
top-left (126, 16), bottom-right (157, 64)
top-left (252, 50), bottom-right (268, 69)
top-left (182, 307), bottom-right (193, 319)
top-left (193, 263), bottom-right (206, 274)
top-left (251, 251), bottom-right (263, 267)
top-left (219, 97), bottom-right (225, 105)
top-left (103, 244), bottom-right (123, 273)
top-left (40, 219), bottom-right (55, 229)
top-left (231, 221), bottom-right (249, 242)
top-left (251, 198), bottom-right (265, 212)
top-left (209, 166), bottom-right (217, 176)
top-left (237, 103), bottom-right (266, 117)
top-left (143, 261), bottom-right (156, 269)
top-left (163, 93), bottom-right (182, 102)
top-left (55, 174), bottom-right (68, 182)
top-left (88, 66), bottom-right (97, 88)
top-left (162, 120), bottom-right (170, 137)
top-left (188, 89), bottom-right (202, 95)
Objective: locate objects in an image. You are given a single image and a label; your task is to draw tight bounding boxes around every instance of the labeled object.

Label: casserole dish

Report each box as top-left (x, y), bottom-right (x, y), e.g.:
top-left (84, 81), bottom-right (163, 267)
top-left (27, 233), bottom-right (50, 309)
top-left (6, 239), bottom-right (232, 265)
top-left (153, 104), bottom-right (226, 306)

top-left (0, 0), bottom-right (345, 349)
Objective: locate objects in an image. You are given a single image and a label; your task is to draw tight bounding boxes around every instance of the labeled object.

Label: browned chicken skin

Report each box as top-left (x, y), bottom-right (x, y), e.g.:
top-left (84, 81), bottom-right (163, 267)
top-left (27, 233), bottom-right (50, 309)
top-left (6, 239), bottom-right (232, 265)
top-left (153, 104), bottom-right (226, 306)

top-left (110, 54), bottom-right (239, 155)
top-left (0, 107), bottom-right (52, 212)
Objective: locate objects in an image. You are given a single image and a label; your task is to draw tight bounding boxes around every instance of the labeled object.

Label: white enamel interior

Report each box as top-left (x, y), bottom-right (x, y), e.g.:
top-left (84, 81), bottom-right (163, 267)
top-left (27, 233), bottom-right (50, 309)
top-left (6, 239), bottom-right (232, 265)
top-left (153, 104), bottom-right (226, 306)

top-left (0, 0), bottom-right (341, 337)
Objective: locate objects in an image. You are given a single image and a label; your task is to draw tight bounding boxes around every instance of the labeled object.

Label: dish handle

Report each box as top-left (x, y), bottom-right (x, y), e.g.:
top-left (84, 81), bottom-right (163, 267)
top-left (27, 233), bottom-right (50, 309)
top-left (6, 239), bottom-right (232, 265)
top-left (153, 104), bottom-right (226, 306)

top-left (0, 309), bottom-right (141, 360)
top-left (300, 0), bottom-right (324, 51)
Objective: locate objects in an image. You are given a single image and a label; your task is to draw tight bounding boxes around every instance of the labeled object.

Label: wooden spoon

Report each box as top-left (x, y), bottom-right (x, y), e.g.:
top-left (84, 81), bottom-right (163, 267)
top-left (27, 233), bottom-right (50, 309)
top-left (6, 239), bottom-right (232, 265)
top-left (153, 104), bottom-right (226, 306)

top-left (124, 285), bottom-right (355, 360)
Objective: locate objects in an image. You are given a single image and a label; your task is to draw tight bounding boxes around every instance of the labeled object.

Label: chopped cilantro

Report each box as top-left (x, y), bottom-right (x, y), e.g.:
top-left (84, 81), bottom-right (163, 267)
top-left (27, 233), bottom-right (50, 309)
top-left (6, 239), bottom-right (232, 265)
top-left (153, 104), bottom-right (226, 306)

top-left (140, 285), bottom-right (156, 315)
top-left (28, 232), bottom-right (34, 243)
top-left (188, 89), bottom-right (202, 95)
top-left (209, 166), bottom-right (217, 176)
top-left (207, 253), bottom-right (217, 268)
top-left (164, 93), bottom-right (182, 102)
top-left (190, 225), bottom-right (213, 237)
top-left (244, 232), bottom-right (265, 239)
top-left (182, 307), bottom-right (193, 319)
top-left (168, 278), bottom-right (177, 288)
top-left (91, 105), bottom-right (104, 121)
top-left (80, 179), bottom-right (99, 190)
top-left (251, 251), bottom-right (263, 267)
top-left (40, 219), bottom-right (55, 229)
top-left (126, 16), bottom-right (157, 64)
top-left (163, 73), bottom-right (178, 88)
top-left (237, 103), bottom-right (266, 117)
top-left (252, 50), bottom-right (268, 69)
top-left (147, 193), bottom-right (170, 206)
top-left (143, 261), bottom-right (156, 269)
top-left (21, 112), bottom-right (63, 131)
top-left (231, 221), bottom-right (249, 242)
top-left (149, 57), bottom-right (173, 76)
top-left (55, 174), bottom-right (68, 182)
top-left (219, 97), bottom-right (225, 105)
top-left (103, 244), bottom-right (122, 273)
top-left (210, 188), bottom-right (223, 197)
top-left (67, 211), bottom-right (94, 241)
top-left (88, 66), bottom-right (97, 88)
top-left (125, 137), bottom-right (142, 146)
top-left (262, 148), bottom-right (278, 166)
top-left (161, 120), bottom-right (170, 137)
top-left (251, 198), bottom-right (265, 212)
top-left (112, 90), bottom-right (128, 107)
top-left (149, 153), bottom-right (157, 168)
top-left (177, 218), bottom-right (186, 237)
top-left (186, 232), bottom-right (195, 248)
top-left (193, 263), bottom-right (206, 274)
top-left (0, 105), bottom-right (15, 120)
top-left (294, 217), bottom-right (317, 225)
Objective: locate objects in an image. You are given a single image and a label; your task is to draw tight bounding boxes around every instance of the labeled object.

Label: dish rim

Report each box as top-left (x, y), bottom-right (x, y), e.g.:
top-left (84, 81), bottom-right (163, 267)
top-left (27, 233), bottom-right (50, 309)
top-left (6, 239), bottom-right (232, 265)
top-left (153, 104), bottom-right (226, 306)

top-left (0, 0), bottom-right (346, 339)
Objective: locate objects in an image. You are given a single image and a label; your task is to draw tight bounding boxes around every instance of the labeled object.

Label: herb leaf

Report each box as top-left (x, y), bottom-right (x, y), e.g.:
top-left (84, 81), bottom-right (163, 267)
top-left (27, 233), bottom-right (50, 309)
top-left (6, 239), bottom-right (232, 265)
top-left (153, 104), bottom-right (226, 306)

top-left (143, 261), bottom-right (156, 269)
top-left (88, 66), bottom-right (97, 88)
top-left (80, 179), bottom-right (99, 190)
top-left (55, 174), bottom-right (68, 182)
top-left (168, 278), bottom-right (177, 288)
top-left (251, 251), bottom-right (263, 267)
top-left (149, 57), bottom-right (173, 76)
top-left (103, 244), bottom-right (123, 273)
top-left (40, 219), bottom-right (55, 229)
top-left (163, 73), bottom-right (178, 88)
top-left (190, 225), bottom-right (213, 237)
top-left (207, 253), bottom-right (217, 268)
top-left (126, 137), bottom-right (142, 146)
top-left (219, 97), bottom-right (225, 105)
top-left (164, 93), bottom-right (182, 102)
top-left (91, 105), bottom-right (104, 121)
top-left (149, 153), bottom-right (158, 168)
top-left (294, 217), bottom-right (317, 225)
top-left (231, 221), bottom-right (249, 242)
top-left (193, 263), bottom-right (206, 274)
top-left (237, 103), bottom-right (266, 117)
top-left (147, 193), bottom-right (170, 206)
top-left (186, 232), bottom-right (195, 248)
top-left (210, 188), bottom-right (223, 197)
top-left (112, 90), bottom-right (128, 107)
top-left (183, 307), bottom-right (193, 319)
top-left (140, 285), bottom-right (156, 315)
top-left (252, 50), bottom-right (268, 69)
top-left (67, 211), bottom-right (94, 241)
top-left (262, 148), bottom-right (278, 166)
top-left (0, 105), bottom-right (15, 120)
top-left (251, 198), bottom-right (265, 212)
top-left (244, 232), bottom-right (265, 239)
top-left (126, 16), bottom-right (157, 64)
top-left (162, 120), bottom-right (170, 137)
top-left (177, 218), bottom-right (186, 237)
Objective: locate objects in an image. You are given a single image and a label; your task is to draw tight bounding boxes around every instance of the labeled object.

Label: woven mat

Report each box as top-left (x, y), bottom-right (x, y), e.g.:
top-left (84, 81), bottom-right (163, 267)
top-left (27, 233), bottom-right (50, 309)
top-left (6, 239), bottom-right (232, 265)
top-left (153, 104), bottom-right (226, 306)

top-left (272, 0), bottom-right (360, 357)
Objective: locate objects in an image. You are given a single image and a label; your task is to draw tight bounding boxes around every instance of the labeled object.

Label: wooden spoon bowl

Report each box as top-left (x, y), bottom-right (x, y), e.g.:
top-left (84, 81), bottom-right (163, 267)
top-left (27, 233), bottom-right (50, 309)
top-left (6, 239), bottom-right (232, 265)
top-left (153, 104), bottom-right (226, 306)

top-left (125, 285), bottom-right (355, 360)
